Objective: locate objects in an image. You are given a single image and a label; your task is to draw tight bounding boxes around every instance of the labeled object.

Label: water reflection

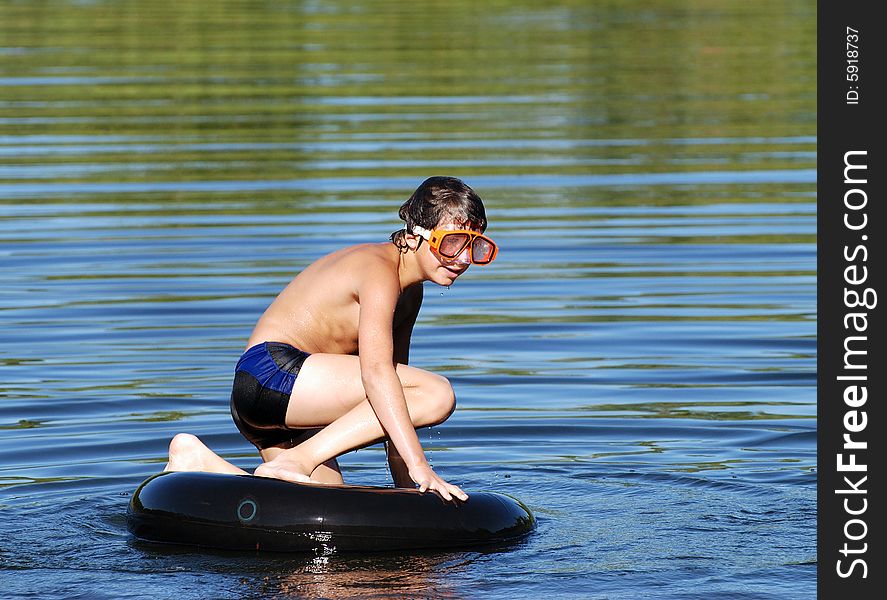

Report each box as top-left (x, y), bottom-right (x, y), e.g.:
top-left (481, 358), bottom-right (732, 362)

top-left (128, 542), bottom-right (471, 600)
top-left (0, 0), bottom-right (814, 597)
top-left (262, 552), bottom-right (466, 600)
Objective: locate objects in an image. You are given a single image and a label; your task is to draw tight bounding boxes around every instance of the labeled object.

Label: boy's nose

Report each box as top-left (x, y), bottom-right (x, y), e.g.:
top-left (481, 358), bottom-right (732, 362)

top-left (454, 247), bottom-right (471, 265)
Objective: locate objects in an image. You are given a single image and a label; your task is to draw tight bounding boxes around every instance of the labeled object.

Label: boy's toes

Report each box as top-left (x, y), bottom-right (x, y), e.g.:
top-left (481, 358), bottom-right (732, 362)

top-left (253, 463), bottom-right (275, 478)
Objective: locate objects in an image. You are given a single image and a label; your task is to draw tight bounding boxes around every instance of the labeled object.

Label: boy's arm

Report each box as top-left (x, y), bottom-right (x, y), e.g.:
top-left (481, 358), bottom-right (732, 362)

top-left (388, 285), bottom-right (423, 487)
top-left (357, 274), bottom-right (426, 468)
top-left (358, 271), bottom-right (464, 501)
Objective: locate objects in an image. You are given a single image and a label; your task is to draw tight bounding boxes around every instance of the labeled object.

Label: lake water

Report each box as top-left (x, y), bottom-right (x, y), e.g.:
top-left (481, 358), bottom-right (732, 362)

top-left (0, 2), bottom-right (816, 598)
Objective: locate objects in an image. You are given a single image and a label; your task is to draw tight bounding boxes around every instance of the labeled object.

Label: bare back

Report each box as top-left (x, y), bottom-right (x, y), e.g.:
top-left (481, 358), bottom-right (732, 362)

top-left (247, 242), bottom-right (422, 356)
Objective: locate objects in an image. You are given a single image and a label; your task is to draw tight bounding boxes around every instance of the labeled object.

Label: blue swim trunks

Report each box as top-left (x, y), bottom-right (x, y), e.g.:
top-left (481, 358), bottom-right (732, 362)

top-left (230, 341), bottom-right (312, 450)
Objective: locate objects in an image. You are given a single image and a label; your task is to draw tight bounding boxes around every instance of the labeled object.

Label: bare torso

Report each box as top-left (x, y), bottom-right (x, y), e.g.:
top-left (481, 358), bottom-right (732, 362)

top-left (246, 242), bottom-right (422, 356)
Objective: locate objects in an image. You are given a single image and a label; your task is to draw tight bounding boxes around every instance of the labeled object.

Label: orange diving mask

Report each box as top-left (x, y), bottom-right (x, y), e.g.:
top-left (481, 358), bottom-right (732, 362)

top-left (413, 226), bottom-right (499, 265)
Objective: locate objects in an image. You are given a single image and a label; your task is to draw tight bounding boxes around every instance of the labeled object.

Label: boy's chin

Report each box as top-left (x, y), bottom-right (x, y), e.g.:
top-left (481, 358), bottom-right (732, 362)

top-left (432, 272), bottom-right (459, 286)
top-left (444, 267), bottom-right (469, 282)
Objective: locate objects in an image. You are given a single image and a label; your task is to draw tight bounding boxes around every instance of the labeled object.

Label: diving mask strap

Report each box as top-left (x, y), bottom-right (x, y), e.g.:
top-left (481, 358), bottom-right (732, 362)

top-left (411, 226), bottom-right (432, 240)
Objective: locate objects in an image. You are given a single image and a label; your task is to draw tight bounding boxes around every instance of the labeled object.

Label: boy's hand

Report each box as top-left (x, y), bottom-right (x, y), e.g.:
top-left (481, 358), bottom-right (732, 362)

top-left (408, 464), bottom-right (468, 502)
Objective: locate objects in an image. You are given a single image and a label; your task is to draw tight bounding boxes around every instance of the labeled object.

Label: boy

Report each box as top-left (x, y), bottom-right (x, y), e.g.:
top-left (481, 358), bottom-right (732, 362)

top-left (165, 176), bottom-right (497, 502)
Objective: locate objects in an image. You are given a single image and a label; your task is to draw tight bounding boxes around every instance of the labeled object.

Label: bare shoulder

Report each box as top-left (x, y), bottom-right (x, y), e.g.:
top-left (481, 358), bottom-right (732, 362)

top-left (314, 243), bottom-right (402, 305)
top-left (309, 243), bottom-right (396, 284)
top-left (349, 244), bottom-right (401, 289)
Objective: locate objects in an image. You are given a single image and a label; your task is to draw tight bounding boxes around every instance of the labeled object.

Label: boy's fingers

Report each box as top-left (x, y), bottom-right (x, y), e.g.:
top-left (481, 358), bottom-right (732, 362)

top-left (450, 485), bottom-right (468, 501)
top-left (414, 473), bottom-right (468, 502)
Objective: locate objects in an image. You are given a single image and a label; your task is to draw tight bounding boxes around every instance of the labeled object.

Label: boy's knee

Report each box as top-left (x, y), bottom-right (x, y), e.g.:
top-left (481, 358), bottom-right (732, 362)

top-left (427, 374), bottom-right (456, 425)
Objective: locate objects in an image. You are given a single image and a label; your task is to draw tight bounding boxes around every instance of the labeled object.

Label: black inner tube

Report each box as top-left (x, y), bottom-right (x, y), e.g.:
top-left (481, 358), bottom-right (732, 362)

top-left (127, 471), bottom-right (535, 552)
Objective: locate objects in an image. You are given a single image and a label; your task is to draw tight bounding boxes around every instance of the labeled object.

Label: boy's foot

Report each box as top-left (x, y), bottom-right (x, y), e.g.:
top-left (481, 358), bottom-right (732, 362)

top-left (254, 454), bottom-right (313, 483)
top-left (164, 433), bottom-right (213, 472)
top-left (163, 433), bottom-right (247, 475)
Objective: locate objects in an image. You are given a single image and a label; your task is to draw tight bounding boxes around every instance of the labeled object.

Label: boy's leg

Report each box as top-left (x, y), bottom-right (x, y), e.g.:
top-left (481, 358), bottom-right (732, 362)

top-left (254, 353), bottom-right (455, 483)
top-left (163, 433), bottom-right (344, 481)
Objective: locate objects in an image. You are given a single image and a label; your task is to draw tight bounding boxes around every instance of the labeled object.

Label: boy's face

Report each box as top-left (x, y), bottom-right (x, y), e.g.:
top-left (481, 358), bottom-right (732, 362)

top-left (416, 221), bottom-right (493, 286)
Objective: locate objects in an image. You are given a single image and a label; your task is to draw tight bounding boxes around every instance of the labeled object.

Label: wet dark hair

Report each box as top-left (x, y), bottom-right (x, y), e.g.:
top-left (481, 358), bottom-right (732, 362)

top-left (390, 176), bottom-right (487, 251)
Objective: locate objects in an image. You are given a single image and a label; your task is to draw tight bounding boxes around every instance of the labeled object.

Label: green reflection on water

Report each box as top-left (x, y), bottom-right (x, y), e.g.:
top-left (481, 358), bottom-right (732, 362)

top-left (0, 419), bottom-right (44, 430)
top-left (584, 400), bottom-right (813, 421)
top-left (125, 410), bottom-right (194, 422)
top-left (2, 0), bottom-right (814, 191)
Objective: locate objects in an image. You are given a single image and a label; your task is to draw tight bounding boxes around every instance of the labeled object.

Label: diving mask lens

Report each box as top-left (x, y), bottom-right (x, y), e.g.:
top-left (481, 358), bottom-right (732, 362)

top-left (438, 232), bottom-right (472, 258)
top-left (470, 236), bottom-right (496, 264)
